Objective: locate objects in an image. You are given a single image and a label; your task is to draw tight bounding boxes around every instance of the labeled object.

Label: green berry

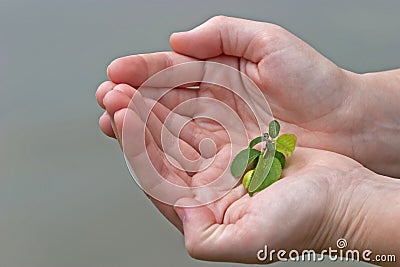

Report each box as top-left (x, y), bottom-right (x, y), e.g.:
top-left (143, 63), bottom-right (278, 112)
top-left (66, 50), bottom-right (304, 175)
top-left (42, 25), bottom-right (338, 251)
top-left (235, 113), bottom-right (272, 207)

top-left (242, 169), bottom-right (254, 190)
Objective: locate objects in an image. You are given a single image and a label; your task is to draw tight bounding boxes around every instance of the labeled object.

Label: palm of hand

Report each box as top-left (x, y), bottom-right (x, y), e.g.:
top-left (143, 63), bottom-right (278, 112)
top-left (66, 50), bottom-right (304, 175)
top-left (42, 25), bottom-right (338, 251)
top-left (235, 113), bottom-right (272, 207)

top-left (168, 24), bottom-right (354, 157)
top-left (219, 34), bottom-right (352, 154)
top-left (159, 112), bottom-right (357, 261)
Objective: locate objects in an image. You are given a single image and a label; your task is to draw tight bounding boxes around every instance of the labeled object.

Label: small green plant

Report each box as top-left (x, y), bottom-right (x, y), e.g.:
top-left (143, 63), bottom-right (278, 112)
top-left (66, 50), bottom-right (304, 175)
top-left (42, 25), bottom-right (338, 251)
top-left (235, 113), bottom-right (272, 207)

top-left (230, 120), bottom-right (297, 196)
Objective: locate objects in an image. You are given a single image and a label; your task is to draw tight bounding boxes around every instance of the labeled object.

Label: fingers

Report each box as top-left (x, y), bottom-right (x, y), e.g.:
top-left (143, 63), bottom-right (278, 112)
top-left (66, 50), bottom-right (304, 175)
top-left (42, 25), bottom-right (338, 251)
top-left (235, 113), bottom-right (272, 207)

top-left (106, 16), bottom-right (278, 88)
top-left (140, 87), bottom-right (198, 112)
top-left (99, 112), bottom-right (116, 138)
top-left (147, 98), bottom-right (216, 152)
top-left (96, 81), bottom-right (119, 139)
top-left (170, 16), bottom-right (283, 63)
top-left (129, 87), bottom-right (204, 172)
top-left (107, 52), bottom-right (198, 87)
top-left (114, 108), bottom-right (189, 186)
top-left (96, 81), bottom-right (116, 109)
top-left (103, 84), bottom-right (207, 173)
top-left (103, 85), bottom-right (133, 116)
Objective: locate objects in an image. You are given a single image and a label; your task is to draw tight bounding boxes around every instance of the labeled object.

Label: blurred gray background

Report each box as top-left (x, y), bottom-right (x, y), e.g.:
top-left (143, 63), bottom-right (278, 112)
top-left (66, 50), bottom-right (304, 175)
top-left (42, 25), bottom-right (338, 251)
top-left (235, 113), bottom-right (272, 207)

top-left (0, 0), bottom-right (399, 266)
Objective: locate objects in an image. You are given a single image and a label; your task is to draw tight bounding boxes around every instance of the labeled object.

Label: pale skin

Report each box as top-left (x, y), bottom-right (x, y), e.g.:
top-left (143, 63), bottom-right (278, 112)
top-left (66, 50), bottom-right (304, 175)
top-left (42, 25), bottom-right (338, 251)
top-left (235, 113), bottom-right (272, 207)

top-left (96, 16), bottom-right (400, 265)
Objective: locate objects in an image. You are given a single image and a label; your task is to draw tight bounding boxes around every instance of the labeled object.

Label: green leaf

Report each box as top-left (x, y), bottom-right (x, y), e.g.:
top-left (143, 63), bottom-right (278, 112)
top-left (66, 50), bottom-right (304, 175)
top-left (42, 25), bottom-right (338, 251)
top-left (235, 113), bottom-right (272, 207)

top-left (249, 136), bottom-right (266, 149)
top-left (253, 157), bottom-right (282, 193)
top-left (248, 151), bottom-right (275, 193)
top-left (276, 134), bottom-right (297, 157)
top-left (247, 149), bottom-right (261, 167)
top-left (230, 148), bottom-right (261, 177)
top-left (269, 120), bottom-right (280, 138)
top-left (231, 149), bottom-right (250, 178)
top-left (274, 151), bottom-right (286, 168)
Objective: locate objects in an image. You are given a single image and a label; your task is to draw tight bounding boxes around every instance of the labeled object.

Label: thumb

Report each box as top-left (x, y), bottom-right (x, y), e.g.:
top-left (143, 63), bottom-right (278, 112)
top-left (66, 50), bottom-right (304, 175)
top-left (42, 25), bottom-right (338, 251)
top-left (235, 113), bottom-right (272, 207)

top-left (174, 198), bottom-right (217, 260)
top-left (174, 198), bottom-right (253, 262)
top-left (170, 15), bottom-right (279, 62)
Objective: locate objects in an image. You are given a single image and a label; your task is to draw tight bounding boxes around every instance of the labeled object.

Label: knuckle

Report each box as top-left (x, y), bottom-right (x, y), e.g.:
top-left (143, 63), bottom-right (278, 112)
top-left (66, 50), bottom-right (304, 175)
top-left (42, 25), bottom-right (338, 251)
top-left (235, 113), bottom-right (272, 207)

top-left (256, 24), bottom-right (290, 52)
top-left (208, 15), bottom-right (229, 25)
top-left (266, 22), bottom-right (285, 32)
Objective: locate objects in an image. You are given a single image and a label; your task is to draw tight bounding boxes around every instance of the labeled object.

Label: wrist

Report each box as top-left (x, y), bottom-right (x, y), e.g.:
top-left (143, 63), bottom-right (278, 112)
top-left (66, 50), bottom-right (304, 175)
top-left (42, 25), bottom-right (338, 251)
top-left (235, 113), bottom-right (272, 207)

top-left (354, 172), bottom-right (400, 266)
top-left (340, 69), bottom-right (400, 177)
top-left (323, 167), bottom-right (400, 266)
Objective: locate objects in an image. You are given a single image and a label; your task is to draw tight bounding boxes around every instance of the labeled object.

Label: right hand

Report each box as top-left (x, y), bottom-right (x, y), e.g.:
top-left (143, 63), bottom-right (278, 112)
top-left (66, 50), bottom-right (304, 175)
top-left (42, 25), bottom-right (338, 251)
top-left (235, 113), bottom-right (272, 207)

top-left (99, 16), bottom-right (394, 175)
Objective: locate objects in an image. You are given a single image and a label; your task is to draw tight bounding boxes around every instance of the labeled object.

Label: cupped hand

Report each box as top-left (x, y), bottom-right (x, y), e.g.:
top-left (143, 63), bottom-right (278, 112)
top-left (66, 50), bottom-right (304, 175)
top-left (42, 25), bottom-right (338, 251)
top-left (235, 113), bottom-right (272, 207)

top-left (170, 147), bottom-right (369, 263)
top-left (97, 16), bottom-right (375, 173)
top-left (96, 81), bottom-right (371, 263)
